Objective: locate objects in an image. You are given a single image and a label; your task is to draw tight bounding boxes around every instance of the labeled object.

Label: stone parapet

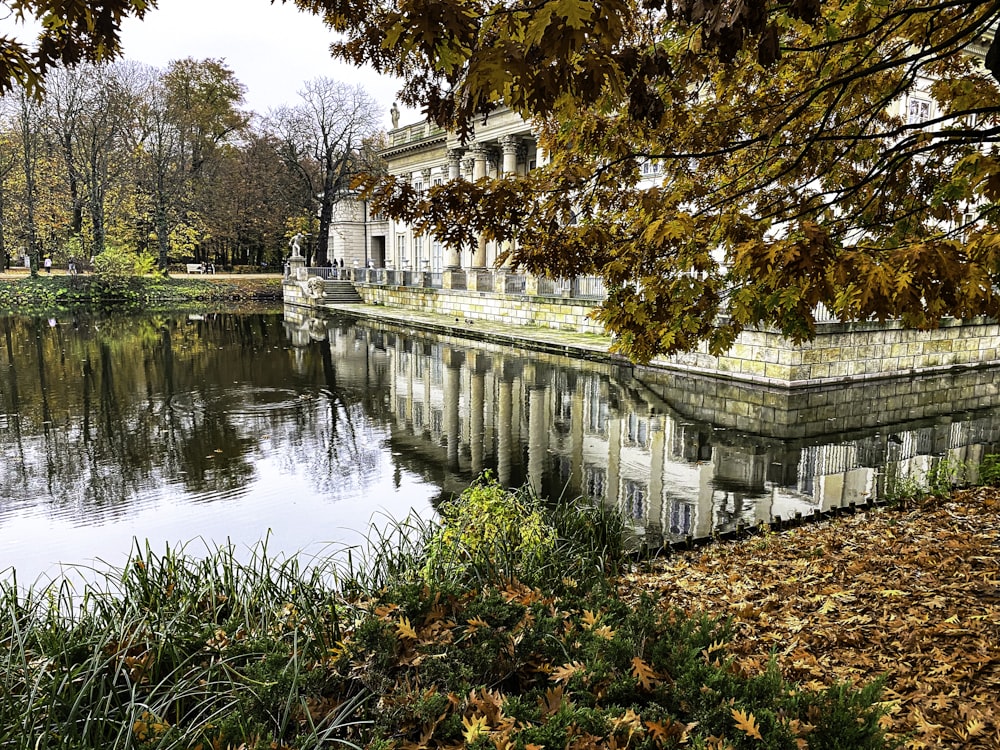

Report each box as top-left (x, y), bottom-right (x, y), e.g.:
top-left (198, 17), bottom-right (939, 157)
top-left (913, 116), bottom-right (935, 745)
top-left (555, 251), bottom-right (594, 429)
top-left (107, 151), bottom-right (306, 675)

top-left (354, 283), bottom-right (606, 335)
top-left (663, 317), bottom-right (1000, 386)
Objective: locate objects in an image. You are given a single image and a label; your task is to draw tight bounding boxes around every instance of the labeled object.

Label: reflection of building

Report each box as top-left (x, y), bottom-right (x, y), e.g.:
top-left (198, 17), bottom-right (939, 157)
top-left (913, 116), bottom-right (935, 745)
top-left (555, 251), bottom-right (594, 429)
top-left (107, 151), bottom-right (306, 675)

top-left (287, 308), bottom-right (1000, 543)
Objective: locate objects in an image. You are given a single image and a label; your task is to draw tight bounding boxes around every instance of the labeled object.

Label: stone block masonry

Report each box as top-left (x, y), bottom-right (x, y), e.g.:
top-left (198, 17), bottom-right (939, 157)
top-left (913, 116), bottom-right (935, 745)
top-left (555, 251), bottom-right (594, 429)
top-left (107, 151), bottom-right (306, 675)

top-left (358, 284), bottom-right (607, 336)
top-left (664, 317), bottom-right (1000, 386)
top-left (284, 276), bottom-right (1000, 387)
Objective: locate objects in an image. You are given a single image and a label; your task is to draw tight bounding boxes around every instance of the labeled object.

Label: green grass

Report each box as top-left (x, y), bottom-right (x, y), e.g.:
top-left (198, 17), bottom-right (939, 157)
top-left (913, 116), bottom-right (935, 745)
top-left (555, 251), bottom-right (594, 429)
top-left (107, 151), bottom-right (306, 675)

top-left (0, 479), bottom-right (895, 749)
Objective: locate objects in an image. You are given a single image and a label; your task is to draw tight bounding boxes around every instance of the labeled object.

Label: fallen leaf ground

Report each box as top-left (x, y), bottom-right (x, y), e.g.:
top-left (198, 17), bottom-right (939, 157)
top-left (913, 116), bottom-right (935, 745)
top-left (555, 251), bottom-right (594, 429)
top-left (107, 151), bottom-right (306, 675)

top-left (622, 489), bottom-right (1000, 749)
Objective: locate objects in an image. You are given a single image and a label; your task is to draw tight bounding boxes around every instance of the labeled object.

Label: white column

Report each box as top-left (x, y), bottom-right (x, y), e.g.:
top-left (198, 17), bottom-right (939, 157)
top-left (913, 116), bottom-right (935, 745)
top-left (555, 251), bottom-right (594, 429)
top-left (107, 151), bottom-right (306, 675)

top-left (472, 146), bottom-right (489, 268)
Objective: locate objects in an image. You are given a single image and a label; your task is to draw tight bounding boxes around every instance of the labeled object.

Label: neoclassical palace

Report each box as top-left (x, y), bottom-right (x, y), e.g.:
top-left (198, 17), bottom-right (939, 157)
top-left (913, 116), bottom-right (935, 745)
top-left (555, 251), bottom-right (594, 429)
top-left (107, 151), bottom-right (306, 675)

top-left (306, 85), bottom-right (1000, 388)
top-left (329, 107), bottom-right (540, 274)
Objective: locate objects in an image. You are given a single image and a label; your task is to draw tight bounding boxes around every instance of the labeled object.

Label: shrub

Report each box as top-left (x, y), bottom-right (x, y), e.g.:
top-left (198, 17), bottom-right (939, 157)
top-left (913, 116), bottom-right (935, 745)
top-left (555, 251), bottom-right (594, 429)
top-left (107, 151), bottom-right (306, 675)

top-left (91, 245), bottom-right (156, 297)
top-left (421, 475), bottom-right (557, 586)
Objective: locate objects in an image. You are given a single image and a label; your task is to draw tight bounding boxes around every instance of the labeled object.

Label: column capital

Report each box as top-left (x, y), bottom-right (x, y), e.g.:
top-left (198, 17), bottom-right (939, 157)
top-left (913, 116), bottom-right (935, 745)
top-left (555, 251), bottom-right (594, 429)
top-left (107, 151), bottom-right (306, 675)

top-left (499, 134), bottom-right (521, 154)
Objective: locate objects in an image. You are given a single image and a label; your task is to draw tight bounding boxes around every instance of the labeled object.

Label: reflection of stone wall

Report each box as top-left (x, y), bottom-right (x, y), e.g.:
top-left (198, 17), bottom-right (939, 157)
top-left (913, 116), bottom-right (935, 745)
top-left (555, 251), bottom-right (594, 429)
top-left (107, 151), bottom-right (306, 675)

top-left (637, 366), bottom-right (1000, 439)
top-left (359, 284), bottom-right (606, 334)
top-left (664, 318), bottom-right (1000, 385)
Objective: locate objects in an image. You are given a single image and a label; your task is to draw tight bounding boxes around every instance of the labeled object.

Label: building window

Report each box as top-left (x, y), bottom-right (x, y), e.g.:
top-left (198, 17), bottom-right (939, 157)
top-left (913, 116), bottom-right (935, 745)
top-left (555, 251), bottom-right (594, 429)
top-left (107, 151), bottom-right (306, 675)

top-left (640, 159), bottom-right (661, 176)
top-left (584, 465), bottom-right (606, 500)
top-left (623, 479), bottom-right (646, 520)
top-left (414, 234), bottom-right (424, 266)
top-left (432, 238), bottom-right (443, 271)
top-left (907, 97), bottom-right (932, 125)
top-left (625, 413), bottom-right (650, 449)
top-left (396, 234), bottom-right (407, 267)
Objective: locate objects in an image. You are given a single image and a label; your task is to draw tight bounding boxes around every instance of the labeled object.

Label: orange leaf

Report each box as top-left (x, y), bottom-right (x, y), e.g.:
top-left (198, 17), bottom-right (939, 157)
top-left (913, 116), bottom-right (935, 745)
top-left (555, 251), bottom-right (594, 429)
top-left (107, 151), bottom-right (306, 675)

top-left (731, 707), bottom-right (762, 740)
top-left (396, 616), bottom-right (418, 640)
top-left (551, 661), bottom-right (586, 683)
top-left (631, 656), bottom-right (658, 691)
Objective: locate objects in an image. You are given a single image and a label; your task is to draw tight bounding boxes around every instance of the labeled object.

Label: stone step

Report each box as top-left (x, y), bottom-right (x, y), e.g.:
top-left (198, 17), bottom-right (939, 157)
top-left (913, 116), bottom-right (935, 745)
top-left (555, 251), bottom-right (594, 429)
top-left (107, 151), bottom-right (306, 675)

top-left (322, 279), bottom-right (363, 303)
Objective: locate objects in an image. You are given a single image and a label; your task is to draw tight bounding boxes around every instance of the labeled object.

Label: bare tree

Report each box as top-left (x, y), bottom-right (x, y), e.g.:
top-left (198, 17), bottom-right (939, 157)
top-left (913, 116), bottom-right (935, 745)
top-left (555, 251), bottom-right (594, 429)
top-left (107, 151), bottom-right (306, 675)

top-left (267, 79), bottom-right (381, 266)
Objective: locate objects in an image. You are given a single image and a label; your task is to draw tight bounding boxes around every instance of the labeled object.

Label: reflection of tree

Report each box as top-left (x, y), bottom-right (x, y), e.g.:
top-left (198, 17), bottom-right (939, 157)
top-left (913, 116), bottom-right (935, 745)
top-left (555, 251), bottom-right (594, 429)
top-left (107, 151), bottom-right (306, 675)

top-left (0, 311), bottom-right (396, 526)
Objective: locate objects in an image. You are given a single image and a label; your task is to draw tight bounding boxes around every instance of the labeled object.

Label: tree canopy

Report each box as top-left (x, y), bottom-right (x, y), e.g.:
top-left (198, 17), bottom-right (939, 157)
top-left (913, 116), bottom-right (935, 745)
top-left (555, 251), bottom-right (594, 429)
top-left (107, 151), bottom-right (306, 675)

top-left (0, 0), bottom-right (152, 97)
top-left (318, 0), bottom-right (1000, 361)
top-left (7, 0), bottom-right (1000, 360)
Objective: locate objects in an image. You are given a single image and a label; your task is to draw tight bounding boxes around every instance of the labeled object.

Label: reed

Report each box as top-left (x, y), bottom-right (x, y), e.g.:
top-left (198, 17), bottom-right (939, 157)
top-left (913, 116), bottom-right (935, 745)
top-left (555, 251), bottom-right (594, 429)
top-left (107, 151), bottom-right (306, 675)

top-left (0, 480), bottom-right (891, 749)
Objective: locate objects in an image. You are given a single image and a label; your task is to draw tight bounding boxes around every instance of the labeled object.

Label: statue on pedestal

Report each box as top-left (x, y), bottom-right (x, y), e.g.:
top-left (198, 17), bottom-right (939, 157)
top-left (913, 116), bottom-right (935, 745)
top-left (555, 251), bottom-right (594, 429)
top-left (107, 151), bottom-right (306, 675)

top-left (289, 232), bottom-right (305, 258)
top-left (390, 102), bottom-right (400, 129)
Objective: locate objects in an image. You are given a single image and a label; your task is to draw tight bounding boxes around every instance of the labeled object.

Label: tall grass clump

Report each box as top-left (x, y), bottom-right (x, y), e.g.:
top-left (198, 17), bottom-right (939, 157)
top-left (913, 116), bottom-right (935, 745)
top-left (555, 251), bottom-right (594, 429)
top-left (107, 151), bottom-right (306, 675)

top-left (0, 479), bottom-right (894, 749)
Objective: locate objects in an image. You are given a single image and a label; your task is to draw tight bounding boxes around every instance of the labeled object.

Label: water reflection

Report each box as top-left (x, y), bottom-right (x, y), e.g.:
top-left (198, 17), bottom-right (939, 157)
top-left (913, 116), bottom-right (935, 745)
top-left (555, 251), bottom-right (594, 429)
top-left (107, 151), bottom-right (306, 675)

top-left (0, 311), bottom-right (437, 582)
top-left (4, 307), bottom-right (1000, 581)
top-left (286, 307), bottom-right (1000, 547)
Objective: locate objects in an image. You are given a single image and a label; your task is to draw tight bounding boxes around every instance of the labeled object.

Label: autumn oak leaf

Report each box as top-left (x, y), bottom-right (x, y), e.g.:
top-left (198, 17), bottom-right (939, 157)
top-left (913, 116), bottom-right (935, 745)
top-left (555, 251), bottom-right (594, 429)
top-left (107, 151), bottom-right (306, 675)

top-left (731, 707), bottom-right (763, 740)
top-left (631, 656), bottom-right (658, 690)
top-left (396, 616), bottom-right (418, 640)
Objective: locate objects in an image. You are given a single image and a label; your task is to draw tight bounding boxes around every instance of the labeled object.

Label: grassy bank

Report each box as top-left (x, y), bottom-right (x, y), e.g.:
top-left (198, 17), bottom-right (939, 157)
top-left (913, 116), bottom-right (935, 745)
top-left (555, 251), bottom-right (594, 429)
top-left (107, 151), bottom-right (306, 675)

top-left (0, 273), bottom-right (282, 313)
top-left (1, 479), bottom-right (902, 750)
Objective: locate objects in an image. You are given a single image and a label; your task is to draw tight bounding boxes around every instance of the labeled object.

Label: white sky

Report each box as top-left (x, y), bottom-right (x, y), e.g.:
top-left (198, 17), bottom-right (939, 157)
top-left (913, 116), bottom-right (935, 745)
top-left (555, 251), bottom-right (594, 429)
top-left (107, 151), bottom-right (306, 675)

top-left (2, 0), bottom-right (421, 127)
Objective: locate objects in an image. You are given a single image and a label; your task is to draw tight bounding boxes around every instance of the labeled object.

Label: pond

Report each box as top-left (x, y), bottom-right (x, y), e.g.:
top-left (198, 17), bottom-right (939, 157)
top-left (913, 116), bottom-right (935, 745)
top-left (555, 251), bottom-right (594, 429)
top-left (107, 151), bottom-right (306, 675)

top-left (4, 307), bottom-right (1000, 582)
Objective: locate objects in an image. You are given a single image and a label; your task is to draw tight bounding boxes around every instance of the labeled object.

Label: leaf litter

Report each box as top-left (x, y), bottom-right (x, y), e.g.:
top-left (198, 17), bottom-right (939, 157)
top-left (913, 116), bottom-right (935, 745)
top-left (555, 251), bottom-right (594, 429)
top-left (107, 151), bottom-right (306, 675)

top-left (621, 488), bottom-right (1000, 749)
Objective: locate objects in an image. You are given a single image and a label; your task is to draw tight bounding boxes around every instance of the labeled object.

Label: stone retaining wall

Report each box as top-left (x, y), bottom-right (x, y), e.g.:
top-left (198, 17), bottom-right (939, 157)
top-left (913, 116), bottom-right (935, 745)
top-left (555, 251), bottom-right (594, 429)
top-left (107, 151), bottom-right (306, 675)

top-left (285, 278), bottom-right (1000, 387)
top-left (665, 318), bottom-right (1000, 386)
top-left (358, 284), bottom-right (606, 335)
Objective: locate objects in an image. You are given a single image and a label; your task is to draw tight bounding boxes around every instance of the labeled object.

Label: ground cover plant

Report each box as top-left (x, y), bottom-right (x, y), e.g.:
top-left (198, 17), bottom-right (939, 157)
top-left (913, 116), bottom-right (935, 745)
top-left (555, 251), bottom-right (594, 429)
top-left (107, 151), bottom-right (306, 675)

top-left (0, 274), bottom-right (281, 313)
top-left (0, 477), bottom-right (899, 749)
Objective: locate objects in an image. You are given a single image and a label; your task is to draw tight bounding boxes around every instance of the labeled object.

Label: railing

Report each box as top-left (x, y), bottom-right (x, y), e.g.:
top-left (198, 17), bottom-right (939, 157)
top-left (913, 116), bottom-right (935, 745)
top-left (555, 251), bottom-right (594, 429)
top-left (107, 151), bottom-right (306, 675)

top-left (304, 267), bottom-right (335, 279)
top-left (504, 273), bottom-right (527, 294)
top-left (537, 276), bottom-right (569, 296)
top-left (474, 270), bottom-right (494, 290)
top-left (297, 265), bottom-right (609, 302)
top-left (573, 275), bottom-right (607, 299)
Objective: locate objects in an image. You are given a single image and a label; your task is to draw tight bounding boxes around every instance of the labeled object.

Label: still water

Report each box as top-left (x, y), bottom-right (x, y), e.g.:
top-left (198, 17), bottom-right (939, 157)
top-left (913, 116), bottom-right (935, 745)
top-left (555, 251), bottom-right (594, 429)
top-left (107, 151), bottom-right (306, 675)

top-left (3, 307), bottom-right (1000, 582)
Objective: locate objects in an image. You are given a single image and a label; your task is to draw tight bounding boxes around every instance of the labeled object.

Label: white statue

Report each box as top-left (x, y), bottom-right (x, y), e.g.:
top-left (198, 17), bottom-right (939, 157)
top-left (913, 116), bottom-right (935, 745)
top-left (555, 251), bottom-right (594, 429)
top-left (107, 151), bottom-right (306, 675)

top-left (289, 232), bottom-right (305, 258)
top-left (390, 102), bottom-right (400, 129)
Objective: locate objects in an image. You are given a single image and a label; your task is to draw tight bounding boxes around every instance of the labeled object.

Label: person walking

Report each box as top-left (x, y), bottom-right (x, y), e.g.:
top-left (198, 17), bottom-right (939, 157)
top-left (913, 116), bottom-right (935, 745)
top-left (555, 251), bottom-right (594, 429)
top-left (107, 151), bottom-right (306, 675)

top-left (43, 256), bottom-right (52, 274)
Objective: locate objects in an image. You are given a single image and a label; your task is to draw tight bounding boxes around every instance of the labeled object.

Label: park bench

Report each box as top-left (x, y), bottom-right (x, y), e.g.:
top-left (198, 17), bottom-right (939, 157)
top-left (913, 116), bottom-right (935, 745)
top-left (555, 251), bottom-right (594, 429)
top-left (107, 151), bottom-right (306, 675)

top-left (186, 263), bottom-right (204, 273)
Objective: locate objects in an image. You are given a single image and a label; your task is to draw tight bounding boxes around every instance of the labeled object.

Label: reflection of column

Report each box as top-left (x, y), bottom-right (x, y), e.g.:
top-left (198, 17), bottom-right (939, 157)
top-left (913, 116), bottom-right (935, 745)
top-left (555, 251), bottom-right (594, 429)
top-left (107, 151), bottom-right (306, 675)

top-left (569, 376), bottom-right (584, 496)
top-left (695, 459), bottom-right (715, 539)
top-left (528, 385), bottom-right (547, 496)
top-left (469, 354), bottom-right (488, 476)
top-left (497, 377), bottom-right (513, 485)
top-left (647, 415), bottom-right (665, 544)
top-left (442, 347), bottom-right (464, 471)
top-left (472, 146), bottom-right (489, 268)
top-left (607, 416), bottom-right (622, 513)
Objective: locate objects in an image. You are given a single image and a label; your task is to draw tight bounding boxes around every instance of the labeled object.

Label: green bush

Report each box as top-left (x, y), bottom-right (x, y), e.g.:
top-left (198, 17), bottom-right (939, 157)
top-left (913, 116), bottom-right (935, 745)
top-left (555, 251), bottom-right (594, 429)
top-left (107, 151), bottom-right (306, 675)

top-left (977, 452), bottom-right (1000, 486)
top-left (91, 245), bottom-right (157, 297)
top-left (421, 476), bottom-right (557, 585)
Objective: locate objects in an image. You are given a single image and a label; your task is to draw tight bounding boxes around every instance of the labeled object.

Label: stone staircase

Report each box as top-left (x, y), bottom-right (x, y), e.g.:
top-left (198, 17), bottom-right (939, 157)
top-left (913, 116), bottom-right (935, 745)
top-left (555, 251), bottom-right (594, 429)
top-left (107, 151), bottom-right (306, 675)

top-left (321, 279), bottom-right (363, 304)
